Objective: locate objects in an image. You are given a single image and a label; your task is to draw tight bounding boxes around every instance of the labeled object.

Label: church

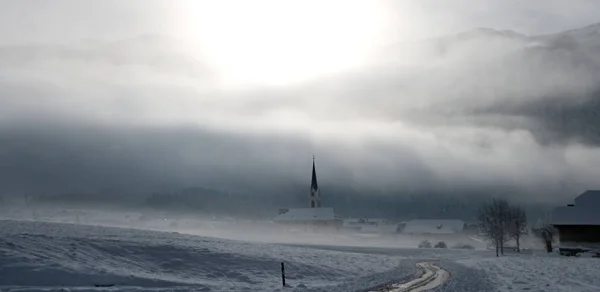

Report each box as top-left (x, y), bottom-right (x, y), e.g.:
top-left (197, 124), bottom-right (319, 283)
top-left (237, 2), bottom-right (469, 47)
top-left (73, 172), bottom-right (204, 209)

top-left (273, 157), bottom-right (342, 228)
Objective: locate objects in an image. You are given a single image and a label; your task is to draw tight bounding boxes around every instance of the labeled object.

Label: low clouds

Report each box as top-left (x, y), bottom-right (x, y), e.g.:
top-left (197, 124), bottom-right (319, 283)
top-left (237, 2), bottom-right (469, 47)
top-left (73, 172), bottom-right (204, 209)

top-left (2, 15), bottom-right (600, 202)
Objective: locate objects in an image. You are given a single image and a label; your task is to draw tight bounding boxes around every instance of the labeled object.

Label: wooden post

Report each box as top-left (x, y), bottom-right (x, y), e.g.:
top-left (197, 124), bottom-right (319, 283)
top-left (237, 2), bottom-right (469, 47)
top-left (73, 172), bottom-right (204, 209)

top-left (281, 262), bottom-right (286, 287)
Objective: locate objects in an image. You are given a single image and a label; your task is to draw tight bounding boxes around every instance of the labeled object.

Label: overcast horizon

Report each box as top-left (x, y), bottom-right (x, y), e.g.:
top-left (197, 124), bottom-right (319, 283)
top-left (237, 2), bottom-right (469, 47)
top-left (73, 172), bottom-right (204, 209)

top-left (2, 0), bottom-right (600, 205)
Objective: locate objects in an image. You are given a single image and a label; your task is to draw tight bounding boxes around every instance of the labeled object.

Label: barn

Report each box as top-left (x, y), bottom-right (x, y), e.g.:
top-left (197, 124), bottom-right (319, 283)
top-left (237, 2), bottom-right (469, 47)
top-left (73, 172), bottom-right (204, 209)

top-left (552, 190), bottom-right (600, 247)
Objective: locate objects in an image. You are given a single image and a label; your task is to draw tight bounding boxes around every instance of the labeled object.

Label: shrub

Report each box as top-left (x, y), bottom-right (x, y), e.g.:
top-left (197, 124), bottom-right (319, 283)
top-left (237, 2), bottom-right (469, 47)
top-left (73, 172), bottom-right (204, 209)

top-left (434, 241), bottom-right (447, 248)
top-left (418, 240), bottom-right (432, 248)
top-left (452, 243), bottom-right (475, 250)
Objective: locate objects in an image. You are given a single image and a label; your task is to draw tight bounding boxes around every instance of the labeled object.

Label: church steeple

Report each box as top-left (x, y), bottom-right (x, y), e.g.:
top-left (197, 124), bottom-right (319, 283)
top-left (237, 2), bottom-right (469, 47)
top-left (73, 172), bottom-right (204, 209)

top-left (310, 155), bottom-right (321, 208)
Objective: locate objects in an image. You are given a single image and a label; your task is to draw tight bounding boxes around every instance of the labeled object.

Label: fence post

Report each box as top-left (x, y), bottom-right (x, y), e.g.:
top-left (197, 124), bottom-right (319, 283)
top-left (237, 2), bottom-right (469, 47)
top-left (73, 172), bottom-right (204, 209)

top-left (281, 262), bottom-right (286, 287)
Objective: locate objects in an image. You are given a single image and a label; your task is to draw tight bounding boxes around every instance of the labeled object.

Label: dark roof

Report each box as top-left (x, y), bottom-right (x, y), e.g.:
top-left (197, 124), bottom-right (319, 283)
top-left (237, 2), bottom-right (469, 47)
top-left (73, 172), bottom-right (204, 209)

top-left (552, 190), bottom-right (600, 226)
top-left (574, 190), bottom-right (600, 206)
top-left (311, 158), bottom-right (319, 191)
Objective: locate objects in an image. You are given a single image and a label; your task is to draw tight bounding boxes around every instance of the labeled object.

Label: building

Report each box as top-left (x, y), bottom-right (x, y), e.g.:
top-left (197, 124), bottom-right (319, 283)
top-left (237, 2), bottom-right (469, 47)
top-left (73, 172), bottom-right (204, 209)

top-left (402, 219), bottom-right (466, 235)
top-left (552, 190), bottom-right (600, 247)
top-left (274, 157), bottom-right (342, 228)
top-left (342, 218), bottom-right (399, 234)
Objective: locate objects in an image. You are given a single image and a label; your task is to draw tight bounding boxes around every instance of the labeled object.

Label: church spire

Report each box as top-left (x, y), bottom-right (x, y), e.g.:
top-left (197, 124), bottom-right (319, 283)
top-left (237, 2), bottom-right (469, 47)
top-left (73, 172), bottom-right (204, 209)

top-left (310, 155), bottom-right (321, 208)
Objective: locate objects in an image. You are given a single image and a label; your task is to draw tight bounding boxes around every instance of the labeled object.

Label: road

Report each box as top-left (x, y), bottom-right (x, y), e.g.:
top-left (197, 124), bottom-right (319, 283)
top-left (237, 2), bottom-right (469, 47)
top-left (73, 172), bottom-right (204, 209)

top-left (370, 262), bottom-right (450, 292)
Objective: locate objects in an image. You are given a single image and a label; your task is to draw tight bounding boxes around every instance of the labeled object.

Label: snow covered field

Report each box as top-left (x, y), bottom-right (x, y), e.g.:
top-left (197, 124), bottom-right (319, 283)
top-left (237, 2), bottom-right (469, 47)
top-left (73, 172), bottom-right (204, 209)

top-left (458, 253), bottom-right (600, 292)
top-left (0, 220), bottom-right (416, 291)
top-left (1, 216), bottom-right (600, 291)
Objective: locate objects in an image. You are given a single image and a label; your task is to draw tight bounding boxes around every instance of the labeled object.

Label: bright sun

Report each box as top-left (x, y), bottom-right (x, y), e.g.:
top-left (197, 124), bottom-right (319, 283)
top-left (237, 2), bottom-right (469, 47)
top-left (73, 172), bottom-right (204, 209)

top-left (178, 0), bottom-right (388, 86)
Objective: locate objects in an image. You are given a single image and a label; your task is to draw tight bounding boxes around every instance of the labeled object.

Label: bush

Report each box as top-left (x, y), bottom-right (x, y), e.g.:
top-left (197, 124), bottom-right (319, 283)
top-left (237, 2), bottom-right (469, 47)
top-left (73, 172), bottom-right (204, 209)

top-left (418, 240), bottom-right (432, 248)
top-left (452, 243), bottom-right (475, 250)
top-left (434, 241), bottom-right (447, 248)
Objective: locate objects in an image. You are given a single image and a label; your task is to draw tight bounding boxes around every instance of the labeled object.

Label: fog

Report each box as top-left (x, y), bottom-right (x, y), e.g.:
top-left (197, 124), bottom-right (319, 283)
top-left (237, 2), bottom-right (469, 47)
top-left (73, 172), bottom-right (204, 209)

top-left (0, 202), bottom-right (493, 250)
top-left (2, 1), bottom-right (600, 220)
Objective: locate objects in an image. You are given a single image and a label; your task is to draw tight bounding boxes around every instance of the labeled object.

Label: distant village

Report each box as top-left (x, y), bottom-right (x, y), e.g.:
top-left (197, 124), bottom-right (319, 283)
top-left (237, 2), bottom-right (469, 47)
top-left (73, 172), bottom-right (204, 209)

top-left (274, 158), bottom-right (600, 254)
top-left (274, 157), bottom-right (479, 237)
top-left (6, 156), bottom-right (599, 254)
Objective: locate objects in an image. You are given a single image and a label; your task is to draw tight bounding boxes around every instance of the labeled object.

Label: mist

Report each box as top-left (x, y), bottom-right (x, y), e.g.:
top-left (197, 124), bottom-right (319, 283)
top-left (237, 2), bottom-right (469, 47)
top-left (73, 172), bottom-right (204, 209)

top-left (2, 1), bottom-right (600, 224)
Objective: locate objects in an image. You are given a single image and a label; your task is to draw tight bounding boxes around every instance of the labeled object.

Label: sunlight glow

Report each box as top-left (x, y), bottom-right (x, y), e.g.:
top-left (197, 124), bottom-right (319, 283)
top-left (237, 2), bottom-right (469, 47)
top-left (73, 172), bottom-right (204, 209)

top-left (178, 0), bottom-right (388, 86)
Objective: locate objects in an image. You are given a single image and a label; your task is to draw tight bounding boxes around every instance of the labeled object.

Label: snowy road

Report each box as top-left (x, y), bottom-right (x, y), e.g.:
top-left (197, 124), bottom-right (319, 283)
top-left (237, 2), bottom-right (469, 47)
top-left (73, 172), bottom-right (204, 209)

top-left (370, 262), bottom-right (449, 292)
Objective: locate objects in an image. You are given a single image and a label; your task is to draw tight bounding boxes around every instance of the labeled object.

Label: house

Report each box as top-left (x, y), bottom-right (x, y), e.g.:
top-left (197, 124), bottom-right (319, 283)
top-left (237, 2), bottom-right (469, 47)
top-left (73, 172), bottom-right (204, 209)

top-left (551, 190), bottom-right (600, 247)
top-left (402, 219), bottom-right (466, 235)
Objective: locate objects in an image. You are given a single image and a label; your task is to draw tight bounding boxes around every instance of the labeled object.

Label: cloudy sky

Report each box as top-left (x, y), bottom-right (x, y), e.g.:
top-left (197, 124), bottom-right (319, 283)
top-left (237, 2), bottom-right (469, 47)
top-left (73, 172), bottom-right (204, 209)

top-left (1, 0), bottom-right (600, 202)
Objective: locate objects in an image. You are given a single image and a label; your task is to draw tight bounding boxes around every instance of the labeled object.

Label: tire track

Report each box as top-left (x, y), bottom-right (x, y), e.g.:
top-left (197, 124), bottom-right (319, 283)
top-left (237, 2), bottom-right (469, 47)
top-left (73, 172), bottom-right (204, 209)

top-left (370, 262), bottom-right (450, 292)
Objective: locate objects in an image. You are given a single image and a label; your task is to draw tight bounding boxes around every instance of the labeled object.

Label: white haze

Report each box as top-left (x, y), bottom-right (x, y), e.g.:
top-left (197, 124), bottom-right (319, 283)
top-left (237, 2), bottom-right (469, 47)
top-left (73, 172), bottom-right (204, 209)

top-left (0, 203), bottom-right (490, 251)
top-left (1, 0), bottom-right (600, 202)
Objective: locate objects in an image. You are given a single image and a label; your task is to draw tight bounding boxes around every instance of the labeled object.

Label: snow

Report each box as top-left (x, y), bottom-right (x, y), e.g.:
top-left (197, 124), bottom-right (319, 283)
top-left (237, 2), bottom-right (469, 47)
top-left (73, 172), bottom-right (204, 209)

top-left (0, 219), bottom-right (409, 291)
top-left (0, 205), bottom-right (486, 249)
top-left (360, 224), bottom-right (399, 234)
top-left (312, 243), bottom-right (600, 292)
top-left (341, 218), bottom-right (398, 234)
top-left (273, 208), bottom-right (337, 223)
top-left (2, 214), bottom-right (600, 292)
top-left (457, 252), bottom-right (600, 292)
top-left (402, 220), bottom-right (465, 235)
top-left (371, 262), bottom-right (449, 292)
top-left (341, 218), bottom-right (362, 228)
top-left (432, 260), bottom-right (494, 292)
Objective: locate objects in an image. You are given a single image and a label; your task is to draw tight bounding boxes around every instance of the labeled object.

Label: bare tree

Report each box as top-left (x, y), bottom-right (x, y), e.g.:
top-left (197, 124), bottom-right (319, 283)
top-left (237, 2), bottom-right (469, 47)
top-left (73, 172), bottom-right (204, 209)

top-left (478, 198), bottom-right (511, 257)
top-left (507, 205), bottom-right (528, 252)
top-left (539, 220), bottom-right (557, 253)
top-left (498, 200), bottom-right (512, 256)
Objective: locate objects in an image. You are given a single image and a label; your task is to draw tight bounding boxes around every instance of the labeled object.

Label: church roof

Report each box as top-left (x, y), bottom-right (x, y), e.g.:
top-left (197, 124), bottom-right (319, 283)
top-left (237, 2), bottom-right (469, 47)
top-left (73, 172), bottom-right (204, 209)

top-left (311, 157), bottom-right (319, 192)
